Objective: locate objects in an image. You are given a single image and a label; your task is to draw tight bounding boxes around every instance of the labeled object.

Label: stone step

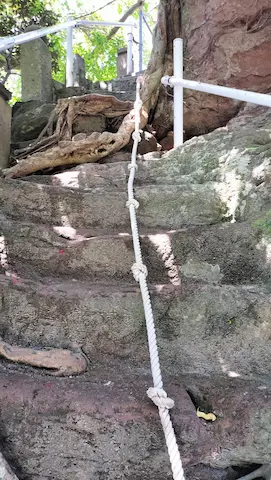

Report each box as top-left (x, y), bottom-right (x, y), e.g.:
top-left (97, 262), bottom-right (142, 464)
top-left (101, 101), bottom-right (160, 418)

top-left (2, 139), bottom-right (269, 231)
top-left (0, 365), bottom-right (270, 480)
top-left (1, 218), bottom-right (270, 286)
top-left (0, 177), bottom-right (228, 232)
top-left (0, 274), bottom-right (270, 377)
top-left (20, 155), bottom-right (209, 189)
top-left (20, 119), bottom-right (271, 188)
top-left (0, 220), bottom-right (176, 284)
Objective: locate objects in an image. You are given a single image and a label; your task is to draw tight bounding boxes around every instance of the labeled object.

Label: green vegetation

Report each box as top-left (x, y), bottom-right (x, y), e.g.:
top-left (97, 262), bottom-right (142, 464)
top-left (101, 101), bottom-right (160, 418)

top-left (0, 0), bottom-right (58, 82)
top-left (51, 19), bottom-right (127, 84)
top-left (0, 0), bottom-right (157, 100)
top-left (253, 210), bottom-right (271, 236)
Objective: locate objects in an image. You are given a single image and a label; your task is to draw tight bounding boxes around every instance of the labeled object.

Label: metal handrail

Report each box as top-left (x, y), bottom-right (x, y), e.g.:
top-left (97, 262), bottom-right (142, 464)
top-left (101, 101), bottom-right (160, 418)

top-left (0, 19), bottom-right (136, 51)
top-left (79, 20), bottom-right (135, 28)
top-left (0, 18), bottom-right (137, 85)
top-left (162, 38), bottom-right (271, 147)
top-left (0, 20), bottom-right (79, 51)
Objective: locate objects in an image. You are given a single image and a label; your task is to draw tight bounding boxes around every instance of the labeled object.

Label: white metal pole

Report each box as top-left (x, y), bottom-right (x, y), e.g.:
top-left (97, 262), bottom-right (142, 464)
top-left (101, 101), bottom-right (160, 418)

top-left (127, 27), bottom-right (133, 75)
top-left (66, 13), bottom-right (74, 87)
top-left (173, 38), bottom-right (183, 147)
top-left (139, 8), bottom-right (143, 72)
top-left (0, 20), bottom-right (136, 53)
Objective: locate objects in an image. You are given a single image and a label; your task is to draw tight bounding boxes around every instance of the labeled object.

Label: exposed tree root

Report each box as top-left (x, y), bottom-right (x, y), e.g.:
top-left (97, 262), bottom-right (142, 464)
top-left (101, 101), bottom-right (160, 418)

top-left (3, 0), bottom-right (179, 179)
top-left (3, 94), bottom-right (141, 179)
top-left (0, 451), bottom-right (19, 480)
top-left (14, 134), bottom-right (59, 161)
top-left (0, 337), bottom-right (88, 376)
top-left (3, 129), bottom-right (133, 178)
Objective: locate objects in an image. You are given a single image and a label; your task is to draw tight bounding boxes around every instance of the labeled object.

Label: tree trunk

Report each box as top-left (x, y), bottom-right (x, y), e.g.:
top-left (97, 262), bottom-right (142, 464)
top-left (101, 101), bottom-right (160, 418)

top-left (141, 0), bottom-right (182, 139)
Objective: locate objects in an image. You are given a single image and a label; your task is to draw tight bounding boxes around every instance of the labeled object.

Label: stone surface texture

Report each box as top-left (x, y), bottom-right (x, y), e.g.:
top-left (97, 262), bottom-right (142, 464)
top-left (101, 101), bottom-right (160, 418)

top-left (153, 0), bottom-right (271, 139)
top-left (73, 53), bottom-right (86, 87)
top-left (0, 105), bottom-right (271, 479)
top-left (20, 30), bottom-right (53, 103)
top-left (11, 102), bottom-right (56, 144)
top-left (54, 75), bottom-right (138, 102)
top-left (0, 85), bottom-right (11, 169)
top-left (184, 0), bottom-right (271, 134)
top-left (117, 47), bottom-right (129, 77)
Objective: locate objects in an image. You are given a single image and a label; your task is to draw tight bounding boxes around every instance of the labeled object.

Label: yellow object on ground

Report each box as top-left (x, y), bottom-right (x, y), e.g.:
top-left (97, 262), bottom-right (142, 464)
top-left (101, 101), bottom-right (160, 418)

top-left (196, 408), bottom-right (217, 422)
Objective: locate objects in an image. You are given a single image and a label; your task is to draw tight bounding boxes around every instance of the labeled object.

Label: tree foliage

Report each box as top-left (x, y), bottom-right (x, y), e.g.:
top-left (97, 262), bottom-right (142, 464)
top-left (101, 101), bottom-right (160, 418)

top-left (0, 0), bottom-right (157, 97)
top-left (0, 0), bottom-right (57, 37)
top-left (0, 0), bottom-right (58, 82)
top-left (51, 18), bottom-right (126, 84)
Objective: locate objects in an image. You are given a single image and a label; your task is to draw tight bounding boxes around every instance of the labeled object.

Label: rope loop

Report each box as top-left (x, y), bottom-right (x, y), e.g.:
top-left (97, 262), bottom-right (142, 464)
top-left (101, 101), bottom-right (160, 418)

top-left (132, 131), bottom-right (142, 142)
top-left (134, 99), bottom-right (143, 110)
top-left (126, 199), bottom-right (139, 210)
top-left (131, 262), bottom-right (148, 282)
top-left (147, 387), bottom-right (175, 410)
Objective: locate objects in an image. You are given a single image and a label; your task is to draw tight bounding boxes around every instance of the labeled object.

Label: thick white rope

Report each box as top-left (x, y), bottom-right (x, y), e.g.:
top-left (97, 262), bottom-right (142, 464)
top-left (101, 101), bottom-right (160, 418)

top-left (126, 78), bottom-right (186, 480)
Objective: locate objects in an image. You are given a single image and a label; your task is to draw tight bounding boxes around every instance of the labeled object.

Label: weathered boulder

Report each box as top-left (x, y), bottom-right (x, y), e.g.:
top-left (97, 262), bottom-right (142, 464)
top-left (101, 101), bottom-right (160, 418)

top-left (0, 367), bottom-right (269, 479)
top-left (11, 102), bottom-right (56, 144)
top-left (72, 114), bottom-right (106, 135)
top-left (0, 217), bottom-right (270, 286)
top-left (11, 101), bottom-right (107, 146)
top-left (160, 131), bottom-right (174, 151)
top-left (0, 179), bottom-right (227, 231)
top-left (124, 130), bottom-right (161, 155)
top-left (0, 274), bottom-right (270, 377)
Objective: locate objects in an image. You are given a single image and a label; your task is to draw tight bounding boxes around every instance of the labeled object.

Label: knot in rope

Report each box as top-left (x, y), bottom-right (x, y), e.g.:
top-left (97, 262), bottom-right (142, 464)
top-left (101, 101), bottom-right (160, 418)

top-left (147, 387), bottom-right (175, 410)
top-left (134, 99), bottom-right (143, 110)
top-left (126, 199), bottom-right (139, 210)
top-left (131, 262), bottom-right (148, 282)
top-left (132, 131), bottom-right (142, 142)
top-left (128, 163), bottom-right (138, 171)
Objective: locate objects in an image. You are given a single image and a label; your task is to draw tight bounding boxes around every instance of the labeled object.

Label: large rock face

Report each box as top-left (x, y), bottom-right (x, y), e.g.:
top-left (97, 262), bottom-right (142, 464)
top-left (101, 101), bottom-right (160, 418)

top-left (154, 0), bottom-right (271, 139)
top-left (184, 0), bottom-right (271, 136)
top-left (0, 105), bottom-right (271, 478)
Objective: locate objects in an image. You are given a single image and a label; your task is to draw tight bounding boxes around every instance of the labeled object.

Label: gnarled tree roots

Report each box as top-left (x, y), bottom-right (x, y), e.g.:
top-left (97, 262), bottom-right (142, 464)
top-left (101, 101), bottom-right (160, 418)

top-left (2, 93), bottom-right (148, 179)
top-left (0, 337), bottom-right (88, 376)
top-left (2, 0), bottom-right (177, 180)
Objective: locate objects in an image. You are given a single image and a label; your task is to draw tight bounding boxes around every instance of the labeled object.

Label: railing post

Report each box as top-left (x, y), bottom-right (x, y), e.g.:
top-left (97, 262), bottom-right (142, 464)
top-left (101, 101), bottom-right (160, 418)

top-left (173, 38), bottom-right (183, 147)
top-left (139, 8), bottom-right (143, 72)
top-left (127, 27), bottom-right (133, 75)
top-left (66, 13), bottom-right (74, 87)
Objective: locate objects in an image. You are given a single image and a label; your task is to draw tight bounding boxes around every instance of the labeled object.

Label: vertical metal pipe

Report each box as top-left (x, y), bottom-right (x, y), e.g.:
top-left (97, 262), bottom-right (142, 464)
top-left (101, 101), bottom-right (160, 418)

top-left (127, 27), bottom-right (133, 75)
top-left (139, 8), bottom-right (143, 71)
top-left (173, 38), bottom-right (183, 147)
top-left (66, 13), bottom-right (74, 87)
top-left (142, 13), bottom-right (152, 35)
